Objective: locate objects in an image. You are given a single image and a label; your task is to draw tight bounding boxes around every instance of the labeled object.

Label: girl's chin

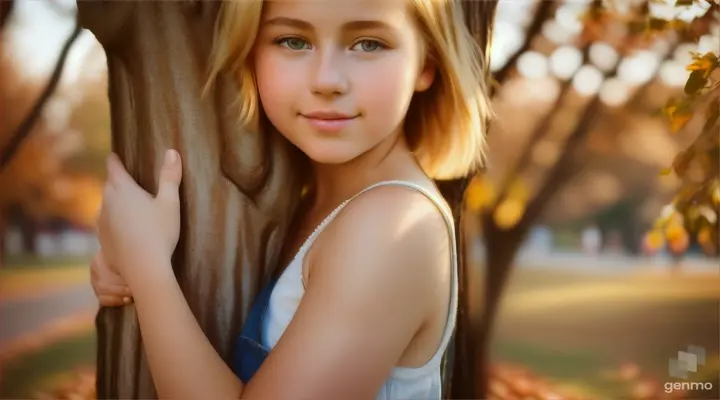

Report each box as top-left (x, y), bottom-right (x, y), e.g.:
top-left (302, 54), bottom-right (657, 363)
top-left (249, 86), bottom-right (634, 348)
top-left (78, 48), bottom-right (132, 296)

top-left (302, 147), bottom-right (361, 166)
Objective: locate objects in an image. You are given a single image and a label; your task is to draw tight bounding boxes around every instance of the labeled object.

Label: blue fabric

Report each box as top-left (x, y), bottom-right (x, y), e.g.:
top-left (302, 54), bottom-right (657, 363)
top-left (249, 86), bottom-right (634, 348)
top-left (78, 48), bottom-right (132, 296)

top-left (232, 277), bottom-right (278, 383)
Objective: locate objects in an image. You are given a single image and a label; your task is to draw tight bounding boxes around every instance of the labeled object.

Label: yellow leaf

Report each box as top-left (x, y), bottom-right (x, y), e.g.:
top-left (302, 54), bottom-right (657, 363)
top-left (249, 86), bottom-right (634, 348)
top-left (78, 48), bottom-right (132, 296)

top-left (698, 227), bottom-right (713, 245)
top-left (710, 181), bottom-right (720, 205)
top-left (644, 229), bottom-right (666, 251)
top-left (493, 198), bottom-right (525, 230)
top-left (663, 104), bottom-right (677, 118)
top-left (686, 57), bottom-right (713, 72)
top-left (507, 179), bottom-right (530, 202)
top-left (659, 167), bottom-right (673, 176)
top-left (466, 177), bottom-right (495, 211)
top-left (670, 112), bottom-right (693, 133)
top-left (665, 224), bottom-right (685, 241)
top-left (686, 52), bottom-right (719, 78)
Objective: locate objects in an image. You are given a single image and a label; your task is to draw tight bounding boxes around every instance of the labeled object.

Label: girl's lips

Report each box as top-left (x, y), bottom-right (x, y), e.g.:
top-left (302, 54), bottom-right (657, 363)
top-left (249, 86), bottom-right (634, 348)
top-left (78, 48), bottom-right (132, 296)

top-left (302, 115), bottom-right (356, 133)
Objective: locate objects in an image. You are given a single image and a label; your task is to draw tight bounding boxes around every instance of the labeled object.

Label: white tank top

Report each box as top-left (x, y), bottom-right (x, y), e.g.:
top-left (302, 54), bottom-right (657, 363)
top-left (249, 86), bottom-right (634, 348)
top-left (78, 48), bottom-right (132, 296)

top-left (261, 180), bottom-right (458, 400)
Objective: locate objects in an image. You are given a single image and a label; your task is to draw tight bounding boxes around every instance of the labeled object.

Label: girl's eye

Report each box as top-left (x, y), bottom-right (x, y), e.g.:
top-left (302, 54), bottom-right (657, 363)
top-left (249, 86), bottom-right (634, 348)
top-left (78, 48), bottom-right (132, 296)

top-left (277, 37), bottom-right (311, 50)
top-left (351, 40), bottom-right (383, 52)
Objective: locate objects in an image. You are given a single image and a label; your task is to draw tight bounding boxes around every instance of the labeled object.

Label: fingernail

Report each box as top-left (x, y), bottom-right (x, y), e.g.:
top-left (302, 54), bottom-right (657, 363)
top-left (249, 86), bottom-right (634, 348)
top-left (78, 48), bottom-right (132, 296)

top-left (165, 149), bottom-right (178, 164)
top-left (123, 296), bottom-right (131, 304)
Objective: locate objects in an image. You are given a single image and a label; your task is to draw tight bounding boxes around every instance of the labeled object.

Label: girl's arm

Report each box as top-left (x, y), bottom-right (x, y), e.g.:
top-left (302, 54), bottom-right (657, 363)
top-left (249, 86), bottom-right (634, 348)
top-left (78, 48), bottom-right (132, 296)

top-left (126, 259), bottom-right (244, 399)
top-left (128, 187), bottom-right (446, 400)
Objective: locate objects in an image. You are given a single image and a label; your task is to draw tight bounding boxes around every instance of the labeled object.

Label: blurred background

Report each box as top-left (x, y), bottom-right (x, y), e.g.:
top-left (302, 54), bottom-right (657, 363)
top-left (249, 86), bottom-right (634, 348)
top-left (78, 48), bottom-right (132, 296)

top-left (0, 0), bottom-right (718, 399)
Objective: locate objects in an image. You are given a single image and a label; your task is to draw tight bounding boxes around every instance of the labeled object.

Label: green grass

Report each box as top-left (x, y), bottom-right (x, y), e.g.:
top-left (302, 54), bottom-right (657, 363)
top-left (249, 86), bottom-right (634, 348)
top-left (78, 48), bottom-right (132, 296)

top-left (2, 254), bottom-right (92, 270)
top-left (0, 331), bottom-right (96, 399)
top-left (492, 267), bottom-right (720, 399)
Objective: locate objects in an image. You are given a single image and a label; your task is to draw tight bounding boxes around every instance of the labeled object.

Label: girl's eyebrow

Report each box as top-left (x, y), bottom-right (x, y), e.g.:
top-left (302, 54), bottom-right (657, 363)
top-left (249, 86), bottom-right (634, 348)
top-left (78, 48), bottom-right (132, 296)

top-left (263, 16), bottom-right (394, 32)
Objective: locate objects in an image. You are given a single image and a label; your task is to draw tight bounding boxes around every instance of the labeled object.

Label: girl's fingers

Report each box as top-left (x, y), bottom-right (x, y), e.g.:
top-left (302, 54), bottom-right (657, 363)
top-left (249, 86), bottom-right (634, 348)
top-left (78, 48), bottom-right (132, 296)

top-left (99, 281), bottom-right (132, 297)
top-left (97, 295), bottom-right (128, 307)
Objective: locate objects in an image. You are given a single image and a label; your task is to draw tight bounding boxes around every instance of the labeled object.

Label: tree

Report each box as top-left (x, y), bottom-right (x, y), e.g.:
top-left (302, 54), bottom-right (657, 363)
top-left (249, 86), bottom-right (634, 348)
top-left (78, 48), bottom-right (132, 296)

top-left (1, 6), bottom-right (109, 259)
top-left (465, 0), bottom-right (717, 395)
top-left (73, 2), bottom-right (495, 398)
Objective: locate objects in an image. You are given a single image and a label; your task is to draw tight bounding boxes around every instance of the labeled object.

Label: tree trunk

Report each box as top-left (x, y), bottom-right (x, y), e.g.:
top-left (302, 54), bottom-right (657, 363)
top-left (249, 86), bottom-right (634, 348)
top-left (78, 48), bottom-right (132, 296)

top-left (0, 0), bottom-right (13, 30)
top-left (76, 3), bottom-right (303, 398)
top-left (444, 2), bottom-right (498, 398)
top-left (19, 216), bottom-right (37, 255)
top-left (0, 211), bottom-right (6, 268)
top-left (474, 214), bottom-right (529, 396)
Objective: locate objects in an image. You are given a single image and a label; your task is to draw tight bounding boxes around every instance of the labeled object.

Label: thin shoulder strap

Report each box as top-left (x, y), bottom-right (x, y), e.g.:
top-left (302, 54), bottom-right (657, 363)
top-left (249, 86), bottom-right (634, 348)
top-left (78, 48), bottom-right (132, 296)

top-left (299, 180), bottom-right (456, 256)
top-left (297, 180), bottom-right (458, 366)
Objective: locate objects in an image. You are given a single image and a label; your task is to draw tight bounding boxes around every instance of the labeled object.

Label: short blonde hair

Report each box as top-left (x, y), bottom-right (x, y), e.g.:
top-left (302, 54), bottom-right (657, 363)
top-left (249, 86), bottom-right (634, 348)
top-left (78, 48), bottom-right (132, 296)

top-left (206, 0), bottom-right (492, 180)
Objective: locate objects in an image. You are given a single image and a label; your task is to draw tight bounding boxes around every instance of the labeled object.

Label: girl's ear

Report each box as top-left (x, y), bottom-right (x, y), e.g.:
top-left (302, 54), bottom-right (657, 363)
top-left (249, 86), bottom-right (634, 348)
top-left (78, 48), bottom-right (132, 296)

top-left (415, 59), bottom-right (436, 92)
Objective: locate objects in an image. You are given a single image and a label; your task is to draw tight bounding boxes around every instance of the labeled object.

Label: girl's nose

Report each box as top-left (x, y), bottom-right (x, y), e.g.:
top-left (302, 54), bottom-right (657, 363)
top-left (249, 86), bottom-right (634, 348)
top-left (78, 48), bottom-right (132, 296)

top-left (309, 48), bottom-right (350, 96)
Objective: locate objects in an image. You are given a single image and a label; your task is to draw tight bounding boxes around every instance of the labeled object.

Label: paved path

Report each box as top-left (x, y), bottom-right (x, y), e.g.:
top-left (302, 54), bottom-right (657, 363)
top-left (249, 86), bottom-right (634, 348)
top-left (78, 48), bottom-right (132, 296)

top-left (0, 284), bottom-right (97, 349)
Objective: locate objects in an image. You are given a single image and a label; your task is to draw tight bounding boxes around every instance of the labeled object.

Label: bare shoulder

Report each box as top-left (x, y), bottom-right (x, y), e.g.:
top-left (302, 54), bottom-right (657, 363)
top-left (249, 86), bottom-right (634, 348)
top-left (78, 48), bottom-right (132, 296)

top-left (243, 185), bottom-right (454, 398)
top-left (310, 183), bottom-right (453, 292)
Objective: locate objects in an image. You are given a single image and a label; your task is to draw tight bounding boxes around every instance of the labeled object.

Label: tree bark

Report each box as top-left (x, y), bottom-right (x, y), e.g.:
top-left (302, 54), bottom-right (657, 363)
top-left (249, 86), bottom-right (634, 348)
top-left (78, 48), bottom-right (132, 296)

top-left (77, 3), bottom-right (302, 398)
top-left (0, 0), bottom-right (13, 30)
top-left (0, 211), bottom-right (6, 268)
top-left (442, 2), bottom-right (498, 398)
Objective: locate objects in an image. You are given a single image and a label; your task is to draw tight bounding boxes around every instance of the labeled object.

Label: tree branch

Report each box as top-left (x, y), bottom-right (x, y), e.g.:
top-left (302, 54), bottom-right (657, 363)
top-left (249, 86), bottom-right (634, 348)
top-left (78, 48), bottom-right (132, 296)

top-left (491, 37), bottom-right (598, 209)
top-left (517, 40), bottom-right (680, 231)
top-left (518, 97), bottom-right (602, 229)
top-left (492, 0), bottom-right (554, 85)
top-left (0, 20), bottom-right (82, 170)
top-left (0, 0), bottom-right (13, 30)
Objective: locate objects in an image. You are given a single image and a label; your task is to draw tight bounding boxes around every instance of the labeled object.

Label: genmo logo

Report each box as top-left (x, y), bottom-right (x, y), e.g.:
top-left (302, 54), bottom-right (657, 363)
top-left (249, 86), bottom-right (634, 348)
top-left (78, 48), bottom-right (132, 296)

top-left (665, 345), bottom-right (715, 395)
top-left (664, 381), bottom-right (713, 394)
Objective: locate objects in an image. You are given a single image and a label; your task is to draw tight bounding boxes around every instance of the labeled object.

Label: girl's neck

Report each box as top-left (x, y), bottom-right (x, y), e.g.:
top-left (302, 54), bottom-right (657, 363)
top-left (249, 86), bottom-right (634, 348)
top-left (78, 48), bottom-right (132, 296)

top-left (309, 133), bottom-right (421, 213)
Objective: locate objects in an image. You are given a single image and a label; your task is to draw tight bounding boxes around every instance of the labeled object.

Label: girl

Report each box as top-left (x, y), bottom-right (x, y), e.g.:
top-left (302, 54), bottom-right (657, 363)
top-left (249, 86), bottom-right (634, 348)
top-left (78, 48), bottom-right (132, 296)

top-left (91, 0), bottom-right (491, 398)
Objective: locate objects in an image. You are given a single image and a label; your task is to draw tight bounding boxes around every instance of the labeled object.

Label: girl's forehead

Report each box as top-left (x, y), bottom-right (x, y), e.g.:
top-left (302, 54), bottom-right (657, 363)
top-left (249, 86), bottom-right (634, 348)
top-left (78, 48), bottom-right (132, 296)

top-left (261, 0), bottom-right (413, 27)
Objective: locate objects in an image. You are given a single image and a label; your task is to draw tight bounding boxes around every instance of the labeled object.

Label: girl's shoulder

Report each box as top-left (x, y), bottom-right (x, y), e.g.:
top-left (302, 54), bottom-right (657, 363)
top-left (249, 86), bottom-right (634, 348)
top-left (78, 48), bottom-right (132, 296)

top-left (309, 183), bottom-right (452, 288)
top-left (337, 182), bottom-right (450, 244)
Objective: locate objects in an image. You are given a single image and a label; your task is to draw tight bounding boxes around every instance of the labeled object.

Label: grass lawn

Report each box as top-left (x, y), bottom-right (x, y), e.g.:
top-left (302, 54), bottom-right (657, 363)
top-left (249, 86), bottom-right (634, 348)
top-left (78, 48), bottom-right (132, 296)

top-left (2, 255), bottom-right (93, 269)
top-left (0, 264), bottom-right (90, 301)
top-left (492, 266), bottom-right (720, 399)
top-left (0, 330), bottom-right (96, 399)
top-left (1, 265), bottom-right (717, 399)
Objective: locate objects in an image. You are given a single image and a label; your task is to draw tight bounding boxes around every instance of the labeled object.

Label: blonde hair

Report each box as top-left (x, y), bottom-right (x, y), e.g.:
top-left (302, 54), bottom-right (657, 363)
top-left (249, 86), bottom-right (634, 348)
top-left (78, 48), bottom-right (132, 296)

top-left (205, 0), bottom-right (492, 180)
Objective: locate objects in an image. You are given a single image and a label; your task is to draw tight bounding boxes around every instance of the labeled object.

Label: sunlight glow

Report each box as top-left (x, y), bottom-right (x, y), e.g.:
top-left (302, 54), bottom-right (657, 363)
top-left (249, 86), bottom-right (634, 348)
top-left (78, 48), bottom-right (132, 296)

top-left (599, 78), bottom-right (631, 107)
top-left (649, 0), bottom-right (712, 23)
top-left (659, 60), bottom-right (690, 87)
top-left (517, 51), bottom-right (549, 79)
top-left (490, 20), bottom-right (525, 72)
top-left (618, 50), bottom-right (659, 85)
top-left (555, 4), bottom-right (585, 35)
top-left (550, 46), bottom-right (583, 80)
top-left (542, 19), bottom-right (576, 45)
top-left (572, 65), bottom-right (604, 96)
top-left (590, 42), bottom-right (620, 72)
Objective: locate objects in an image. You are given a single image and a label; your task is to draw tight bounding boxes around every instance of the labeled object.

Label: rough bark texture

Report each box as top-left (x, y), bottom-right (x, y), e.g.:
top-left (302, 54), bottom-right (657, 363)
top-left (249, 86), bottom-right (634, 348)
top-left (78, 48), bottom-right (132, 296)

top-left (77, 3), bottom-right (302, 398)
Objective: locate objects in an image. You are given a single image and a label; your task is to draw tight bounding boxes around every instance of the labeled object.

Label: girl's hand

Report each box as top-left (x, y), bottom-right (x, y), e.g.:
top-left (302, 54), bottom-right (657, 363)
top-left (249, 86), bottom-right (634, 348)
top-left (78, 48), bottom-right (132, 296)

top-left (90, 250), bottom-right (133, 307)
top-left (96, 150), bottom-right (183, 283)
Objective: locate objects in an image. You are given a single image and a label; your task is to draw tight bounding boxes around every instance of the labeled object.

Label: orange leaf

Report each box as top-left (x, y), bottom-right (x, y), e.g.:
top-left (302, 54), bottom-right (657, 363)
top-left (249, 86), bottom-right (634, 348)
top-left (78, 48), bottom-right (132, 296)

top-left (466, 177), bottom-right (495, 211)
top-left (493, 199), bottom-right (525, 230)
top-left (670, 111), bottom-right (693, 133)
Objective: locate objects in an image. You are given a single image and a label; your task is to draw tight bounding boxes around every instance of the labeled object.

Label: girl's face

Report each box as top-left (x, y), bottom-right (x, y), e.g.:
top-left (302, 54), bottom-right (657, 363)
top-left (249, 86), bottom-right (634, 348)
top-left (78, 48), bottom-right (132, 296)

top-left (254, 0), bottom-right (434, 166)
